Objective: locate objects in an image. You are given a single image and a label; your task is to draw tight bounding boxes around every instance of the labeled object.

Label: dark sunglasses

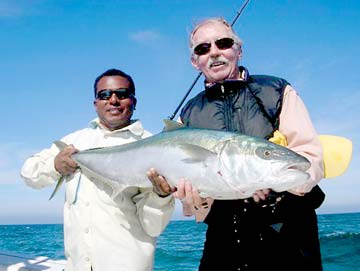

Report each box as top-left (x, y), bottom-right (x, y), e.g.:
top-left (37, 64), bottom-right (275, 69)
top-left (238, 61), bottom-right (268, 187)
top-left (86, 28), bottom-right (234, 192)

top-left (96, 88), bottom-right (134, 100)
top-left (193, 37), bottom-right (235, 56)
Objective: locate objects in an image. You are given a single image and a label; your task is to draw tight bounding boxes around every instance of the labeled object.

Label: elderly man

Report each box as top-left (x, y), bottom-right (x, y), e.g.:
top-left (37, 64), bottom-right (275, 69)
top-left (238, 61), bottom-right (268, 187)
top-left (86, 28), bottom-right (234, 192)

top-left (21, 68), bottom-right (174, 271)
top-left (150, 18), bottom-right (325, 271)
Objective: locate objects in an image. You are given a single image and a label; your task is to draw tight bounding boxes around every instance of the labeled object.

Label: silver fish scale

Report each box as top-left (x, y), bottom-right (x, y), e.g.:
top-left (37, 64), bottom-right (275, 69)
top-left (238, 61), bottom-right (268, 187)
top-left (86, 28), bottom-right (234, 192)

top-left (71, 127), bottom-right (311, 200)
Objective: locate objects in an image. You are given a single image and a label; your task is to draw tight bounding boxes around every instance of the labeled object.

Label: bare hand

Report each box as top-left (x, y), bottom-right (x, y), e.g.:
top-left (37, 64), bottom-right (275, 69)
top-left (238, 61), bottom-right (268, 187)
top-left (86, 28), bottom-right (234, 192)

top-left (252, 189), bottom-right (271, 203)
top-left (173, 180), bottom-right (213, 218)
top-left (146, 168), bottom-right (174, 197)
top-left (287, 188), bottom-right (305, 196)
top-left (54, 145), bottom-right (78, 175)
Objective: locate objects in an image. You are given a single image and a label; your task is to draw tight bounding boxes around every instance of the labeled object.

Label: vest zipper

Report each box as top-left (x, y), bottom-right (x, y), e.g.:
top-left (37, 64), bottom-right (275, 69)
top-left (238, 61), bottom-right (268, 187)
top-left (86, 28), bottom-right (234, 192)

top-left (222, 84), bottom-right (234, 131)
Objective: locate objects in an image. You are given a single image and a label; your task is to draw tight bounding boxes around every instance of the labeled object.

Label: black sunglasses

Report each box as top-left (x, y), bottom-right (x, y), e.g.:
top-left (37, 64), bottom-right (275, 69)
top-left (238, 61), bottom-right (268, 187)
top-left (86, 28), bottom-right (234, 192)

top-left (193, 37), bottom-right (235, 56)
top-left (96, 88), bottom-right (134, 100)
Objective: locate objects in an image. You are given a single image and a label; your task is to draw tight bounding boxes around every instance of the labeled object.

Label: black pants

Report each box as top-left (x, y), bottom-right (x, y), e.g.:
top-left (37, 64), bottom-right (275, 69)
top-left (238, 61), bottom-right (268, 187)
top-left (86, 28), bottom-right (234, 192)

top-left (199, 186), bottom-right (325, 271)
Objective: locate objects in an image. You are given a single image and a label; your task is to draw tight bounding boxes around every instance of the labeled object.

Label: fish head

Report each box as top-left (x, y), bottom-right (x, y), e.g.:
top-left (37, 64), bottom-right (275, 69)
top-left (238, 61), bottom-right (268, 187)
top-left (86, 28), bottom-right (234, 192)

top-left (254, 142), bottom-right (311, 184)
top-left (217, 136), bottom-right (311, 194)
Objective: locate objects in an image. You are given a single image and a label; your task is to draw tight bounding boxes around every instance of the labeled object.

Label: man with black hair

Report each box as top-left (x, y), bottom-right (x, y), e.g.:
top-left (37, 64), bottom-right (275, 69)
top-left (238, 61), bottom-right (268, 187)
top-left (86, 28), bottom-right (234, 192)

top-left (21, 68), bottom-right (174, 271)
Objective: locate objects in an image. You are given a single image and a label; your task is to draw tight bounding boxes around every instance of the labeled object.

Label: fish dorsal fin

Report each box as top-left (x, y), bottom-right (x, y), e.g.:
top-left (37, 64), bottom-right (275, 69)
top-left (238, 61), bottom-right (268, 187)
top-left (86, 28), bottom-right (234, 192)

top-left (54, 140), bottom-right (69, 151)
top-left (177, 143), bottom-right (215, 163)
top-left (162, 119), bottom-right (185, 132)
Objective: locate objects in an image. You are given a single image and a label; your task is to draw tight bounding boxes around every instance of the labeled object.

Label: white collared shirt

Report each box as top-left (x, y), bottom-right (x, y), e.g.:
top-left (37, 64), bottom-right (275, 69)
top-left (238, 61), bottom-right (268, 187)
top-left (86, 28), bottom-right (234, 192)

top-left (21, 119), bottom-right (175, 271)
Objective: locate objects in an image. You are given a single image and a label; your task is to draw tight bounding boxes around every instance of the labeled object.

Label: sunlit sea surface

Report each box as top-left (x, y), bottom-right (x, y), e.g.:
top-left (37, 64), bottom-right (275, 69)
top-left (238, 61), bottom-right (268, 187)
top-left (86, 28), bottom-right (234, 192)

top-left (0, 212), bottom-right (359, 270)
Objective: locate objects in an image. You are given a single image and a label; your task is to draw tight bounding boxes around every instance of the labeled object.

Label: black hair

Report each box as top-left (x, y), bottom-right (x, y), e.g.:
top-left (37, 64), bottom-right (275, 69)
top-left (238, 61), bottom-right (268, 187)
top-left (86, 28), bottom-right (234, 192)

top-left (93, 68), bottom-right (135, 98)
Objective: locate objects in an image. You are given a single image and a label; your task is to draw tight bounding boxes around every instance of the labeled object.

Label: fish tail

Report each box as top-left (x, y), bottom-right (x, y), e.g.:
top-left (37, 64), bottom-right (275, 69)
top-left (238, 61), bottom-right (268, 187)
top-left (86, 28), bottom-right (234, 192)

top-left (49, 175), bottom-right (65, 200)
top-left (48, 140), bottom-right (69, 200)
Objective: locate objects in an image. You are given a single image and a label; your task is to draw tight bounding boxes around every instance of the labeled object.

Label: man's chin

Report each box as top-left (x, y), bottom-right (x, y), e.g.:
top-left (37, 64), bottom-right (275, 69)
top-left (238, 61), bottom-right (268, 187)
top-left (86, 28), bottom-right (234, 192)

top-left (101, 117), bottom-right (130, 131)
top-left (207, 71), bottom-right (231, 82)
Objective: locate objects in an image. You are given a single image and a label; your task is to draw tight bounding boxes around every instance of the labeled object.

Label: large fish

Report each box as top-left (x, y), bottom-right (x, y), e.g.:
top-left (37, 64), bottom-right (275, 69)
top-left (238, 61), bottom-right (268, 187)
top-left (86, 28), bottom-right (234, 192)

top-left (52, 121), bottom-right (311, 200)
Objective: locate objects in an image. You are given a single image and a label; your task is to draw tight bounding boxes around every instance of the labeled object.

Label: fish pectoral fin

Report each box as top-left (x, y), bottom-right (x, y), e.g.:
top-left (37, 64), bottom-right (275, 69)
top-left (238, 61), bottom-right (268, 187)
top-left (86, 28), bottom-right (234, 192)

top-left (49, 175), bottom-right (65, 200)
top-left (162, 119), bottom-right (185, 131)
top-left (178, 143), bottom-right (215, 163)
top-left (53, 140), bottom-right (69, 151)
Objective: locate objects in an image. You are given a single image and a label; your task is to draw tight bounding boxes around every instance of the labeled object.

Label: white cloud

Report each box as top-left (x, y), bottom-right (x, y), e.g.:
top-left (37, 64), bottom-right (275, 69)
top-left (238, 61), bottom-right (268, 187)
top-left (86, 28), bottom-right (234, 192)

top-left (130, 30), bottom-right (161, 43)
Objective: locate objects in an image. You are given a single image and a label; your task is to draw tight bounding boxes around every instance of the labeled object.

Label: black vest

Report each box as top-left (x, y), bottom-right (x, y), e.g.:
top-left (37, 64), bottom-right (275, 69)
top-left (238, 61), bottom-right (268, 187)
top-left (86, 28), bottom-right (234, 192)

top-left (180, 74), bottom-right (288, 138)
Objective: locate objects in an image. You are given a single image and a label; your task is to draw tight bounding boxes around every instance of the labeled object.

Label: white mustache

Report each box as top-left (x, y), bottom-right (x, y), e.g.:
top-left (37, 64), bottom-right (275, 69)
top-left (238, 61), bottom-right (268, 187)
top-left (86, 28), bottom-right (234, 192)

top-left (207, 57), bottom-right (229, 69)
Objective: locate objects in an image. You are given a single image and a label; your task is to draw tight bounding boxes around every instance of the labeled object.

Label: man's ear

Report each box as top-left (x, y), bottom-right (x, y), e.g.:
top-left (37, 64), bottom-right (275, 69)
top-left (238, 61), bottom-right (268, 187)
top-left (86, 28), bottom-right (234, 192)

top-left (237, 46), bottom-right (243, 60)
top-left (93, 100), bottom-right (98, 112)
top-left (132, 97), bottom-right (137, 110)
top-left (191, 55), bottom-right (200, 70)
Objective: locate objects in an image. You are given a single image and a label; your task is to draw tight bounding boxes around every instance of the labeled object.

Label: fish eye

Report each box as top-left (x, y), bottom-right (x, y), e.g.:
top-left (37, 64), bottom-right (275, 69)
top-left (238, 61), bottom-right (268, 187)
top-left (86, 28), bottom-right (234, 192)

top-left (255, 146), bottom-right (274, 160)
top-left (264, 150), bottom-right (272, 157)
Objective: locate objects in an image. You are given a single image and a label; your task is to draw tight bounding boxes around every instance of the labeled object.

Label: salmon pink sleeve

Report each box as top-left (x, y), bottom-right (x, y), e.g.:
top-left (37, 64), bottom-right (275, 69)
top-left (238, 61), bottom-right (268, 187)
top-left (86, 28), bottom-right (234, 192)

top-left (279, 86), bottom-right (324, 194)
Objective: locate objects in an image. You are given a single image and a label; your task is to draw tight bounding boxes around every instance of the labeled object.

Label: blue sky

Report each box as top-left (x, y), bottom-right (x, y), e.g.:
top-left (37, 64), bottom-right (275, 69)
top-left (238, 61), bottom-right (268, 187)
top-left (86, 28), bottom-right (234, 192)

top-left (0, 0), bottom-right (359, 224)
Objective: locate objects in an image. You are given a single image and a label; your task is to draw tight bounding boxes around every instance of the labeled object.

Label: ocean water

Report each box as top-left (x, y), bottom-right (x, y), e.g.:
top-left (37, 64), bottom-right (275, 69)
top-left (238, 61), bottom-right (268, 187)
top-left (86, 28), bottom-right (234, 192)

top-left (0, 212), bottom-right (359, 270)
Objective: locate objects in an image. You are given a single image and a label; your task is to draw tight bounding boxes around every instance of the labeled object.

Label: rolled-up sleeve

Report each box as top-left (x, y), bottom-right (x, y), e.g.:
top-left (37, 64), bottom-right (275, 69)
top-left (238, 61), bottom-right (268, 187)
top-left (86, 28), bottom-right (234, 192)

top-left (20, 144), bottom-right (62, 189)
top-left (134, 189), bottom-right (175, 237)
top-left (279, 85), bottom-right (324, 194)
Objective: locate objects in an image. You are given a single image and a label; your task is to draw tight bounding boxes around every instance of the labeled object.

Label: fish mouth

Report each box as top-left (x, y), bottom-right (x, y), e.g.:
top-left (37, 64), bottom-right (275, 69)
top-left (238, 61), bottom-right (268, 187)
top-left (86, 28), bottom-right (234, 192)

top-left (286, 161), bottom-right (310, 172)
top-left (272, 161), bottom-right (311, 189)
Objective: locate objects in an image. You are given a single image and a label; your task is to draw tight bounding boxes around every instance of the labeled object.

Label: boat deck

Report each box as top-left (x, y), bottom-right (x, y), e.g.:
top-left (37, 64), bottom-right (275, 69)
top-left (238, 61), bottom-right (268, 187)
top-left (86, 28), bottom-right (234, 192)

top-left (0, 251), bottom-right (65, 271)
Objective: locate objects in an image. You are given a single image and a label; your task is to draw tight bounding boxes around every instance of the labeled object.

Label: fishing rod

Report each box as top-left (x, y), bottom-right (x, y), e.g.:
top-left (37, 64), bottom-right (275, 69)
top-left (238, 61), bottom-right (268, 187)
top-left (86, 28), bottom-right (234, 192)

top-left (168, 0), bottom-right (251, 120)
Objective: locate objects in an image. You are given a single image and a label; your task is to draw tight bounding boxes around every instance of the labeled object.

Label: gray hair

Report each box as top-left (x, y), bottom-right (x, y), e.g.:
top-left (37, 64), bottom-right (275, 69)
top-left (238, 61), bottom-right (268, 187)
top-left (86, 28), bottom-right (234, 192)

top-left (189, 17), bottom-right (243, 54)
